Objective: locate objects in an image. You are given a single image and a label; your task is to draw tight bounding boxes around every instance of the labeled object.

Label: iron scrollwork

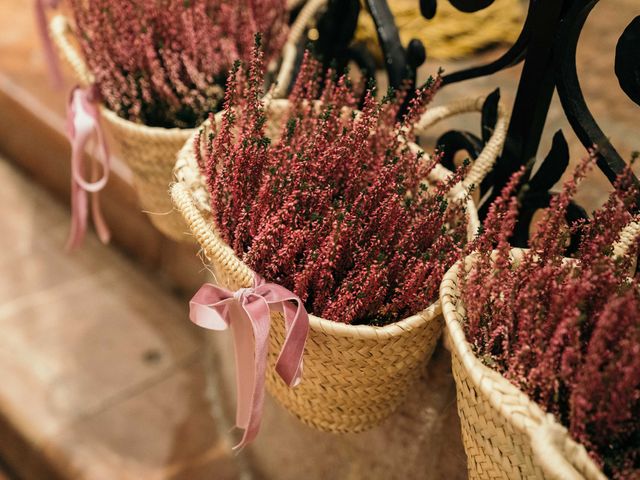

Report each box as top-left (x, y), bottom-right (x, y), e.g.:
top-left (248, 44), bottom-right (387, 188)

top-left (616, 16), bottom-right (640, 107)
top-left (554, 1), bottom-right (640, 190)
top-left (297, 0), bottom-right (639, 244)
top-left (422, 0), bottom-right (639, 244)
top-left (301, 0), bottom-right (428, 103)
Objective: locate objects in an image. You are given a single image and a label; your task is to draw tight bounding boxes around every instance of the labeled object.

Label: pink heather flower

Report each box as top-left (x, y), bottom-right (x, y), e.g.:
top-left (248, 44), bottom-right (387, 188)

top-left (461, 157), bottom-right (640, 479)
top-left (70, 0), bottom-right (288, 128)
top-left (201, 47), bottom-right (469, 326)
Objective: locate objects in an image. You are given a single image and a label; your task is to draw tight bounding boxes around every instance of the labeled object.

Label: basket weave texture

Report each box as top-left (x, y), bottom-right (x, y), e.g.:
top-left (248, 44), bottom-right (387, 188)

top-left (102, 109), bottom-right (194, 241)
top-left (170, 95), bottom-right (506, 432)
top-left (439, 247), bottom-right (632, 480)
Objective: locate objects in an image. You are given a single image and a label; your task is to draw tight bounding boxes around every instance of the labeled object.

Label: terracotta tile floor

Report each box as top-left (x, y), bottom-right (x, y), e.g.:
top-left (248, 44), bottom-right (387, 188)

top-left (0, 157), bottom-right (239, 480)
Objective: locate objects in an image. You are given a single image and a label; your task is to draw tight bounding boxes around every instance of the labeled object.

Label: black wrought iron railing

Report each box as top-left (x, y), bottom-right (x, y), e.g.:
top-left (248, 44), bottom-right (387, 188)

top-left (304, 0), bottom-right (639, 246)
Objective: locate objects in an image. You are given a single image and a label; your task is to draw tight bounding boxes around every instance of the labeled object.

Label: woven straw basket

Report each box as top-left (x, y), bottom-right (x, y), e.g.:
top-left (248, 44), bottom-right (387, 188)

top-left (170, 93), bottom-right (508, 433)
top-left (48, 0), bottom-right (326, 241)
top-left (440, 224), bottom-right (640, 479)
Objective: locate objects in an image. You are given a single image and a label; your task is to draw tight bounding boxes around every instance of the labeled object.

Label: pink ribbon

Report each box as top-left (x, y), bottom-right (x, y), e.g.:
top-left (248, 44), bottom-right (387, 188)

top-left (189, 276), bottom-right (310, 450)
top-left (35, 0), bottom-right (63, 88)
top-left (66, 87), bottom-right (111, 251)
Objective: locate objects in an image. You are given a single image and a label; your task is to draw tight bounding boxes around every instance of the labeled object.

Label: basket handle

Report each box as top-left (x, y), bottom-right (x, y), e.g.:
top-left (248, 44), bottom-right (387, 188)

top-left (611, 219), bottom-right (640, 276)
top-left (530, 414), bottom-right (606, 480)
top-left (271, 0), bottom-right (328, 99)
top-left (49, 14), bottom-right (94, 87)
top-left (415, 95), bottom-right (509, 190)
top-left (612, 220), bottom-right (640, 258)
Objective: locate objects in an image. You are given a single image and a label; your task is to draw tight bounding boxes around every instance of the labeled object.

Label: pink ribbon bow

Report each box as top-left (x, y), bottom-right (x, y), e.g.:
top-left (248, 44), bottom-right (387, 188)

top-left (35, 0), bottom-right (63, 88)
top-left (189, 276), bottom-right (310, 450)
top-left (66, 87), bottom-right (111, 251)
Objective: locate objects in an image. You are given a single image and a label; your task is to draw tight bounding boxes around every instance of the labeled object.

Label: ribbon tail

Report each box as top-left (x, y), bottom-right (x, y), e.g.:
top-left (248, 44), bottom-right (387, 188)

top-left (92, 110), bottom-right (111, 244)
top-left (229, 302), bottom-right (256, 440)
top-left (66, 88), bottom-right (112, 249)
top-left (66, 180), bottom-right (88, 251)
top-left (66, 135), bottom-right (89, 251)
top-left (90, 160), bottom-right (110, 244)
top-left (274, 300), bottom-right (308, 386)
top-left (231, 297), bottom-right (271, 450)
top-left (90, 192), bottom-right (110, 244)
top-left (35, 0), bottom-right (63, 89)
top-left (261, 286), bottom-right (309, 387)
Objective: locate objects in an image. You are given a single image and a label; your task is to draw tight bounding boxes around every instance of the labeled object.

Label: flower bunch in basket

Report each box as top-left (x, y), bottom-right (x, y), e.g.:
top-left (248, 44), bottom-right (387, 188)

top-left (460, 158), bottom-right (640, 479)
top-left (69, 0), bottom-right (288, 128)
top-left (197, 46), bottom-right (471, 326)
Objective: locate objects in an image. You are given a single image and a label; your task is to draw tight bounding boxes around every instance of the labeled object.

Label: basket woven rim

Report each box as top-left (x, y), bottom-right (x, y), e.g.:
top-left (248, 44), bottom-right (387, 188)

top-left (440, 249), bottom-right (611, 479)
top-left (441, 250), bottom-right (548, 429)
top-left (50, 0), bottom-right (328, 132)
top-left (99, 106), bottom-right (196, 138)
